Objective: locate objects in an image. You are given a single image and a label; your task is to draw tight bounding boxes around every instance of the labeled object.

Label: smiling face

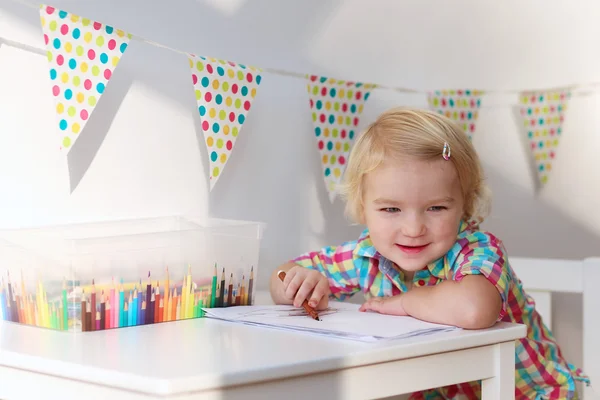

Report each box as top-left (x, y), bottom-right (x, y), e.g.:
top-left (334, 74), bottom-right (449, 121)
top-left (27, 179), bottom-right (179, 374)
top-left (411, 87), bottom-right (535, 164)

top-left (363, 156), bottom-right (464, 274)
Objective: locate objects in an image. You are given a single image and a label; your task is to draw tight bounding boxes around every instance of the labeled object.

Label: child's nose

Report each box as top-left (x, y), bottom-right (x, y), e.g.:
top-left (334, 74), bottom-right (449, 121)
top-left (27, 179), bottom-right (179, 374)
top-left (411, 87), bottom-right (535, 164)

top-left (401, 216), bottom-right (426, 238)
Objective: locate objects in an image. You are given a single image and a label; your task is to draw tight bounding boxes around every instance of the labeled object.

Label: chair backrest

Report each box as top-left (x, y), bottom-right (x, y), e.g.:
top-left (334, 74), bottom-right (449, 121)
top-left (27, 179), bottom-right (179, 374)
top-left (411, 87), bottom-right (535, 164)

top-left (509, 256), bottom-right (584, 293)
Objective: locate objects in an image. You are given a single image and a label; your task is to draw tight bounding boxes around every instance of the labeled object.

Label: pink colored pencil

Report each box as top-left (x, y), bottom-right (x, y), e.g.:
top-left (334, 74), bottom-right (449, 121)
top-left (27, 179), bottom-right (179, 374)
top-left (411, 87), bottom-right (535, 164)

top-left (110, 279), bottom-right (117, 328)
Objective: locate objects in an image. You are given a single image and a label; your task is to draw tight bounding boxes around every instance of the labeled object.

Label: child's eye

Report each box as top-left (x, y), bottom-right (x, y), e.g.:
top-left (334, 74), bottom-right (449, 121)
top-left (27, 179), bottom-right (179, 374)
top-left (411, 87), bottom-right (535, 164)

top-left (380, 207), bottom-right (400, 213)
top-left (428, 206), bottom-right (447, 212)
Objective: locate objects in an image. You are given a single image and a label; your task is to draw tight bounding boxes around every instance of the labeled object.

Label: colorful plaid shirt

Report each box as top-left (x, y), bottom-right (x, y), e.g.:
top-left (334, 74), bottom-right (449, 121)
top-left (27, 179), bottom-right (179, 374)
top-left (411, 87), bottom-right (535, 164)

top-left (292, 221), bottom-right (590, 400)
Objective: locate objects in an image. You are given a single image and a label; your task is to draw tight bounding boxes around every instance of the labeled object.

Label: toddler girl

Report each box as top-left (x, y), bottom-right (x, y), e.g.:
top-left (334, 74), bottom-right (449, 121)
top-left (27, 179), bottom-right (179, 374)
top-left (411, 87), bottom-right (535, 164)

top-left (269, 107), bottom-right (589, 399)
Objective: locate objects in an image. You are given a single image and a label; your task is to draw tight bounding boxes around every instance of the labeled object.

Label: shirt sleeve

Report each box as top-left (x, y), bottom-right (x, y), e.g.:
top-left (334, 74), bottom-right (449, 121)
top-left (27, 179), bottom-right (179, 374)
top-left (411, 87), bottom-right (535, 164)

top-left (451, 233), bottom-right (511, 321)
top-left (291, 240), bottom-right (361, 301)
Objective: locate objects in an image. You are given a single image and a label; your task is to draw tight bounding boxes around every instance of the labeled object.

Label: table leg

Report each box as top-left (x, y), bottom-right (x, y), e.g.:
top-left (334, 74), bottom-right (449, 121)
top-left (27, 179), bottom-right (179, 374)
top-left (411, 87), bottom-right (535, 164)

top-left (481, 341), bottom-right (515, 400)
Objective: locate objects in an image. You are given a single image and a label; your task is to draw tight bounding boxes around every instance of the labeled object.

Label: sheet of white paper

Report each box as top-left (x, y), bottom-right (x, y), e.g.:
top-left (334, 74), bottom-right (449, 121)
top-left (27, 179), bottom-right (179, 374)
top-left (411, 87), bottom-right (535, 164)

top-left (201, 301), bottom-right (459, 342)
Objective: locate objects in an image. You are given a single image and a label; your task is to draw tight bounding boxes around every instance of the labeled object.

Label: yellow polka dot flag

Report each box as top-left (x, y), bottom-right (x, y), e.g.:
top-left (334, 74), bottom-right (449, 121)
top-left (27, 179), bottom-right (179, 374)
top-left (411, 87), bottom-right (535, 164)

top-left (518, 90), bottom-right (570, 187)
top-left (427, 90), bottom-right (483, 140)
top-left (306, 76), bottom-right (375, 203)
top-left (40, 5), bottom-right (131, 153)
top-left (188, 55), bottom-right (262, 190)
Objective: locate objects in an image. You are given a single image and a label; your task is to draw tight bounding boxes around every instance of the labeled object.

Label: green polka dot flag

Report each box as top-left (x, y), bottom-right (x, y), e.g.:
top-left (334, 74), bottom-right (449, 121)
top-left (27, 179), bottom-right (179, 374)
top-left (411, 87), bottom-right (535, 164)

top-left (188, 55), bottom-right (262, 190)
top-left (427, 90), bottom-right (483, 141)
top-left (518, 90), bottom-right (570, 187)
top-left (40, 5), bottom-right (131, 153)
top-left (306, 75), bottom-right (375, 202)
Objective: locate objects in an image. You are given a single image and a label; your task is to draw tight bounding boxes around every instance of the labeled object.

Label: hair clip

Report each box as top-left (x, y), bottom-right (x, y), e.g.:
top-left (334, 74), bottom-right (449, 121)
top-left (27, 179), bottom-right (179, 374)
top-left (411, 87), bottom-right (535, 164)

top-left (442, 142), bottom-right (451, 161)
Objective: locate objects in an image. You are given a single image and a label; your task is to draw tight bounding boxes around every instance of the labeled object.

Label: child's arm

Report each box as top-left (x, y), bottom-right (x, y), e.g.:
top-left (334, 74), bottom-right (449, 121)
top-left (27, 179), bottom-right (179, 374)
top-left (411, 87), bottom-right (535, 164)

top-left (361, 236), bottom-right (510, 330)
top-left (379, 276), bottom-right (502, 329)
top-left (269, 241), bottom-right (363, 307)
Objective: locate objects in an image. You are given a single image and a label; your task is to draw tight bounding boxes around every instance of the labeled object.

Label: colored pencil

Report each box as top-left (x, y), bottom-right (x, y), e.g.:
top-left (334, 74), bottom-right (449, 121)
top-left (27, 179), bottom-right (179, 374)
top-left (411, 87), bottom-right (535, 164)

top-left (148, 292), bottom-right (155, 324)
top-left (119, 284), bottom-right (125, 327)
top-left (164, 266), bottom-right (170, 316)
top-left (158, 298), bottom-right (164, 323)
top-left (240, 275), bottom-right (246, 306)
top-left (137, 286), bottom-right (143, 325)
top-left (132, 289), bottom-right (138, 326)
top-left (219, 267), bottom-right (225, 307)
top-left (81, 291), bottom-right (87, 332)
top-left (175, 296), bottom-right (180, 320)
top-left (171, 289), bottom-right (177, 320)
top-left (210, 264), bottom-right (217, 308)
top-left (235, 283), bottom-right (241, 306)
top-left (100, 293), bottom-right (106, 330)
top-left (227, 273), bottom-right (233, 307)
top-left (90, 280), bottom-right (96, 331)
top-left (123, 301), bottom-right (129, 327)
top-left (110, 278), bottom-right (116, 329)
top-left (62, 278), bottom-right (68, 330)
top-left (248, 266), bottom-right (254, 305)
top-left (154, 285), bottom-right (160, 323)
top-left (145, 272), bottom-right (152, 324)
top-left (95, 311), bottom-right (100, 331)
top-left (129, 291), bottom-right (135, 327)
top-left (140, 300), bottom-right (146, 325)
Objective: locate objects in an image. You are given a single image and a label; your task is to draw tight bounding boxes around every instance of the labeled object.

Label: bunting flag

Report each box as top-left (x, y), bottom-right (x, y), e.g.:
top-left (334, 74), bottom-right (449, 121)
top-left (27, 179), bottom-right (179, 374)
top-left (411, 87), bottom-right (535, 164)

top-left (427, 90), bottom-right (483, 140)
top-left (306, 76), bottom-right (374, 202)
top-left (40, 5), bottom-right (131, 153)
top-left (189, 55), bottom-right (262, 190)
top-left (518, 90), bottom-right (570, 186)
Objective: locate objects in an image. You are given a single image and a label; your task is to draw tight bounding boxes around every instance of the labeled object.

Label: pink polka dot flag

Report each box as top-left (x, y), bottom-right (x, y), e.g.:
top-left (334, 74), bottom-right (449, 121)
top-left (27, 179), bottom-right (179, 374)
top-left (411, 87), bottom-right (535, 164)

top-left (188, 55), bottom-right (262, 190)
top-left (40, 5), bottom-right (131, 153)
top-left (518, 90), bottom-right (570, 186)
top-left (307, 75), bottom-right (375, 202)
top-left (427, 90), bottom-right (483, 140)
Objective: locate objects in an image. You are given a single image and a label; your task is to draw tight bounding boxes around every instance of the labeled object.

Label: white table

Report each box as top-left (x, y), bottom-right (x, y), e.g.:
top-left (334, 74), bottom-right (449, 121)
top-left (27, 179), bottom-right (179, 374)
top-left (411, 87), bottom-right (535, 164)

top-left (0, 293), bottom-right (526, 400)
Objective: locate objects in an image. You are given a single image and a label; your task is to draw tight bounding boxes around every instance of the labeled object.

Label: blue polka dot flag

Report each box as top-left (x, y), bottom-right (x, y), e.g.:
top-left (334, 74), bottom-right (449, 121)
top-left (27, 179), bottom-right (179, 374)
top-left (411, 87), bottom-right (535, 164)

top-left (40, 4), bottom-right (131, 153)
top-left (518, 90), bottom-right (570, 187)
top-left (427, 90), bottom-right (483, 141)
top-left (188, 55), bottom-right (262, 191)
top-left (306, 75), bottom-right (375, 203)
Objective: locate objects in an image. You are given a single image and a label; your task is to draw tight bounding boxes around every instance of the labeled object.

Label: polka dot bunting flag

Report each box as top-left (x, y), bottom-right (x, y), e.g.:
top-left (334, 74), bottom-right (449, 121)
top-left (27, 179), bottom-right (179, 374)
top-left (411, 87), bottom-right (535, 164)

top-left (518, 90), bottom-right (570, 186)
top-left (40, 5), bottom-right (131, 153)
top-left (307, 75), bottom-right (375, 203)
top-left (427, 90), bottom-right (483, 140)
top-left (188, 55), bottom-right (262, 190)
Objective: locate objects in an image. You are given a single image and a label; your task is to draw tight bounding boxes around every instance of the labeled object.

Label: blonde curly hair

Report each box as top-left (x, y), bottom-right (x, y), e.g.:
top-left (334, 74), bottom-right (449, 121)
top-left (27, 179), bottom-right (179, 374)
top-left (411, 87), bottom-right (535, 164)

top-left (338, 107), bottom-right (491, 225)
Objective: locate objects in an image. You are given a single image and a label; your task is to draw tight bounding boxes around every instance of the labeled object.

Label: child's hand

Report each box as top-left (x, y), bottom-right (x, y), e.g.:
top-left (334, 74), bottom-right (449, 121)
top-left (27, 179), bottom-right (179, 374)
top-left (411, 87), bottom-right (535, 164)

top-left (281, 266), bottom-right (330, 310)
top-left (359, 295), bottom-right (408, 316)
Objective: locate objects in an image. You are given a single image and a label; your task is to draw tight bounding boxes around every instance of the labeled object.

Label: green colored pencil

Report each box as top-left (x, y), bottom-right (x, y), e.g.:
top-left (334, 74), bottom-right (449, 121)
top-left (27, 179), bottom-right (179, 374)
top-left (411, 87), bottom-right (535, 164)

top-left (62, 280), bottom-right (68, 330)
top-left (210, 263), bottom-right (217, 308)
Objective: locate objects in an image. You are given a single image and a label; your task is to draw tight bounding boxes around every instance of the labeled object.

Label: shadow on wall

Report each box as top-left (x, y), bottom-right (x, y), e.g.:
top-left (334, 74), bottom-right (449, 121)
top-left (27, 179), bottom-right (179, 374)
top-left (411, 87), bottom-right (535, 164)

top-left (482, 162), bottom-right (600, 259)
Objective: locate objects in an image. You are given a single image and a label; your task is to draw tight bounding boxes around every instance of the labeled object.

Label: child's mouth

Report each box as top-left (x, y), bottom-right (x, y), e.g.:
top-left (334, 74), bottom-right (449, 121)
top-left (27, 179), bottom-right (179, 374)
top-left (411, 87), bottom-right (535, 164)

top-left (396, 244), bottom-right (429, 254)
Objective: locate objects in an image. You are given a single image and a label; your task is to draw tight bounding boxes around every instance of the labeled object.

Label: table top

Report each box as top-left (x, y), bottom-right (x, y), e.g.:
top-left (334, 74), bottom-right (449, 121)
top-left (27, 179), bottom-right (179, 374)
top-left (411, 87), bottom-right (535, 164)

top-left (0, 311), bottom-right (526, 396)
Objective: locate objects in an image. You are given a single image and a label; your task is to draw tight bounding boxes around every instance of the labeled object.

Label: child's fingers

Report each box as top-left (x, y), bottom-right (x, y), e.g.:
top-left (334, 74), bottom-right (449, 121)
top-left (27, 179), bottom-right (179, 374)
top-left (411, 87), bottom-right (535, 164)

top-left (308, 279), bottom-right (329, 308)
top-left (285, 272), bottom-right (304, 300)
top-left (282, 267), bottom-right (298, 289)
top-left (294, 278), bottom-right (317, 307)
top-left (359, 298), bottom-right (384, 313)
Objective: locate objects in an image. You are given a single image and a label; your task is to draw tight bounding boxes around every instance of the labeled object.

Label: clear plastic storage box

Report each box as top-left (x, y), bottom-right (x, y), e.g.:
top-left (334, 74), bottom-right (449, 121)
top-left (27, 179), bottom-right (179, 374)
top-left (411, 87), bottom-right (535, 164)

top-left (0, 216), bottom-right (264, 332)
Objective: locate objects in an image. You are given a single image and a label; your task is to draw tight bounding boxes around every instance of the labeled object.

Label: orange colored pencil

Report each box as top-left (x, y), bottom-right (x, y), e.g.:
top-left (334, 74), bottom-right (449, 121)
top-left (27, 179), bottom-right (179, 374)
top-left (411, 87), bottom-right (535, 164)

top-left (171, 289), bottom-right (177, 320)
top-left (158, 298), bottom-right (164, 322)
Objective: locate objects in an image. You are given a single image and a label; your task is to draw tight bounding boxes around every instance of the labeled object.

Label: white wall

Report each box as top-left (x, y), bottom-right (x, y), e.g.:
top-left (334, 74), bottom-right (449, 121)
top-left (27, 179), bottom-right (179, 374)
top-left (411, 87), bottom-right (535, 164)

top-left (1, 0), bottom-right (598, 380)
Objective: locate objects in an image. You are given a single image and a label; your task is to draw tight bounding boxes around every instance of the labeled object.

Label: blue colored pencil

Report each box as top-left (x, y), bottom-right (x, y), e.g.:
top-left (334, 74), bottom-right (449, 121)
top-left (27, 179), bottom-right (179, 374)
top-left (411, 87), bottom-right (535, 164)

top-left (132, 292), bottom-right (138, 326)
top-left (119, 290), bottom-right (124, 327)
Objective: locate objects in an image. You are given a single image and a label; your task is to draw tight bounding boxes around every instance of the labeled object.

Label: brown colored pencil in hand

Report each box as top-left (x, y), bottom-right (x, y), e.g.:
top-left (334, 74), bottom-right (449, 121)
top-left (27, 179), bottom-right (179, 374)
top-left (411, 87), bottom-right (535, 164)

top-left (277, 270), bottom-right (321, 321)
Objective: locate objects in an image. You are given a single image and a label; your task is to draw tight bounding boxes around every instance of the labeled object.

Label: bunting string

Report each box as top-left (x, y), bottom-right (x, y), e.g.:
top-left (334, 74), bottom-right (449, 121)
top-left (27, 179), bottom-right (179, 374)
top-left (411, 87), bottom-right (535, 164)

top-left (4, 0), bottom-right (600, 97)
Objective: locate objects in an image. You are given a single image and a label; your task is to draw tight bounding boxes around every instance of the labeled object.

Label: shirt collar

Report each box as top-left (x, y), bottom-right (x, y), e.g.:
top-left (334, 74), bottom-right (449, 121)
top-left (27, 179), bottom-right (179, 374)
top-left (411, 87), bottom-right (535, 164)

top-left (354, 220), bottom-right (472, 278)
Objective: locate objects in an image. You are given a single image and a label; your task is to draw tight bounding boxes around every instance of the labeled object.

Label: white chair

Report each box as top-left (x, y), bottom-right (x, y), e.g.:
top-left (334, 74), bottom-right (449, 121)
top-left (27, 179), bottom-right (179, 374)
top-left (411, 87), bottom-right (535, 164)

top-left (509, 256), bottom-right (600, 400)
